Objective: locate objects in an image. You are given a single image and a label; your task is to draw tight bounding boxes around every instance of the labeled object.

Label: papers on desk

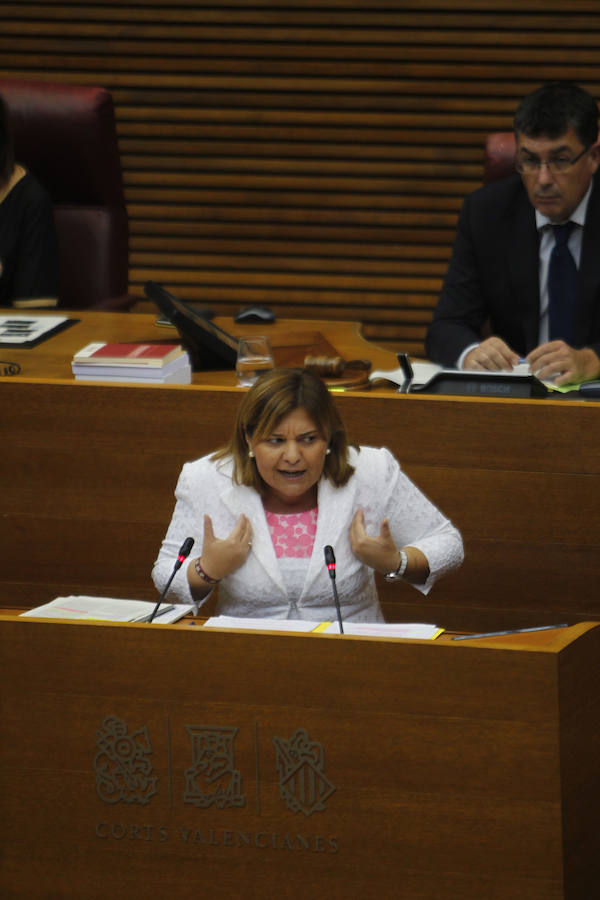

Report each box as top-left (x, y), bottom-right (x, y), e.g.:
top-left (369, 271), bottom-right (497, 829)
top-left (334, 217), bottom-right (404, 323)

top-left (0, 314), bottom-right (75, 348)
top-left (20, 603), bottom-right (441, 637)
top-left (20, 596), bottom-right (194, 624)
top-left (368, 359), bottom-right (586, 395)
top-left (369, 360), bottom-right (550, 398)
top-left (369, 360), bottom-right (535, 389)
top-left (204, 615), bottom-right (443, 639)
top-left (204, 616), bottom-right (318, 633)
top-left (319, 622), bottom-right (443, 639)
top-left (369, 361), bottom-right (441, 389)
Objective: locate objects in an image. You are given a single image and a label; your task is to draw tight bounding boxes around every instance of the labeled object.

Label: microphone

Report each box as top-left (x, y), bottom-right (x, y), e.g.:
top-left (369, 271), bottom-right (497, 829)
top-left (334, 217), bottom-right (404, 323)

top-left (396, 352), bottom-right (414, 394)
top-left (148, 537), bottom-right (194, 623)
top-left (324, 545), bottom-right (344, 634)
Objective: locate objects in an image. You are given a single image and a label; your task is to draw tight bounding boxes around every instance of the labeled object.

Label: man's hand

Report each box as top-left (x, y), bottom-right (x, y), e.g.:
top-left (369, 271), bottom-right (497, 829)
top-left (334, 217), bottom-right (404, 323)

top-left (526, 342), bottom-right (600, 386)
top-left (463, 337), bottom-right (520, 371)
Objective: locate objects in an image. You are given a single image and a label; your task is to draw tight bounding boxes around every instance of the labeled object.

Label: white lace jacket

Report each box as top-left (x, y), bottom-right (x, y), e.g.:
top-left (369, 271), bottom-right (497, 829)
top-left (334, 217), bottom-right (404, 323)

top-left (152, 445), bottom-right (463, 622)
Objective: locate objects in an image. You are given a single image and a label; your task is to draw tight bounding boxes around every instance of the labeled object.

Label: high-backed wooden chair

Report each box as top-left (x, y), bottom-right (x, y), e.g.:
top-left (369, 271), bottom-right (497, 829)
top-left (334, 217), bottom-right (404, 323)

top-left (0, 79), bottom-right (134, 310)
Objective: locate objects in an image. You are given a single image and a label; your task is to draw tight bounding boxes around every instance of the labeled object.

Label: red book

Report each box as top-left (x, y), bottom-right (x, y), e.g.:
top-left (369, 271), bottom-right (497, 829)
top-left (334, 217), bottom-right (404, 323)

top-left (73, 342), bottom-right (184, 367)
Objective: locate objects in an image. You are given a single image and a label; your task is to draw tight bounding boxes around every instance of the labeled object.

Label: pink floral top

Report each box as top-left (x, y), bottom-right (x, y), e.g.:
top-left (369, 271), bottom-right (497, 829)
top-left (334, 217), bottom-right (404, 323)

top-left (265, 507), bottom-right (318, 558)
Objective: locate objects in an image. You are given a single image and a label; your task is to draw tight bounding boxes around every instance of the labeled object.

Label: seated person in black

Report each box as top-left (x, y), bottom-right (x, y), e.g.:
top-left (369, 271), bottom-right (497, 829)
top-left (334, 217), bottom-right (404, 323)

top-left (0, 94), bottom-right (59, 308)
top-left (426, 82), bottom-right (600, 388)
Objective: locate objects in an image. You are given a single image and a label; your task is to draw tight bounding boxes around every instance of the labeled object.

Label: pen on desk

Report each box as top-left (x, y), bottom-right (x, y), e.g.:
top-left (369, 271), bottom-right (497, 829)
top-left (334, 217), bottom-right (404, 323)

top-left (452, 623), bottom-right (569, 641)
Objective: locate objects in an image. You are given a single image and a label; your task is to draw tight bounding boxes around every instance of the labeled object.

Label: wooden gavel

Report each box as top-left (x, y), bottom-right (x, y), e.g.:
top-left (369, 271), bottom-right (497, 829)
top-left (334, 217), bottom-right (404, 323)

top-left (303, 355), bottom-right (371, 377)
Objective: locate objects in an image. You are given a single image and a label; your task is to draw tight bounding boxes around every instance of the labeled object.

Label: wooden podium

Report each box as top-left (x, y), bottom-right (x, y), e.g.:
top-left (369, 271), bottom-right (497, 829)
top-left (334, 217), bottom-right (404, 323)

top-left (1, 614), bottom-right (598, 899)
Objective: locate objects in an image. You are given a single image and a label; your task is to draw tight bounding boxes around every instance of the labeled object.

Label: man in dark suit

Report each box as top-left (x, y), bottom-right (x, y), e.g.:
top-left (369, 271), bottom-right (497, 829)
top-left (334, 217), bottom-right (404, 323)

top-left (426, 82), bottom-right (600, 386)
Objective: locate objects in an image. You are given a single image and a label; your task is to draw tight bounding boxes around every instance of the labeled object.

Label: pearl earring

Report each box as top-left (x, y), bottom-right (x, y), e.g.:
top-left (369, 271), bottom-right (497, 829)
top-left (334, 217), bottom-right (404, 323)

top-left (325, 448), bottom-right (331, 455)
top-left (248, 450), bottom-right (255, 458)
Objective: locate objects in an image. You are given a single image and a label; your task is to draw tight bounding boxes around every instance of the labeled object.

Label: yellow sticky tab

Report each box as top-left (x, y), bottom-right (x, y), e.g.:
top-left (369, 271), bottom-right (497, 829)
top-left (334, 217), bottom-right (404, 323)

top-left (312, 621), bottom-right (332, 632)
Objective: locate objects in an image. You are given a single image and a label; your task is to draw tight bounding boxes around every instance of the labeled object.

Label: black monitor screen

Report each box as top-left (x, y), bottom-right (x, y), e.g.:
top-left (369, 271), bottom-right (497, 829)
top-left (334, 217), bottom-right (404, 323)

top-left (145, 281), bottom-right (238, 371)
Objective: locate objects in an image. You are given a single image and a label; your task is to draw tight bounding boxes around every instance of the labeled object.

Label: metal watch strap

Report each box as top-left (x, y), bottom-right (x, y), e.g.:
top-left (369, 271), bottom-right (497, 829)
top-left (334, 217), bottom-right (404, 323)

top-left (384, 549), bottom-right (408, 582)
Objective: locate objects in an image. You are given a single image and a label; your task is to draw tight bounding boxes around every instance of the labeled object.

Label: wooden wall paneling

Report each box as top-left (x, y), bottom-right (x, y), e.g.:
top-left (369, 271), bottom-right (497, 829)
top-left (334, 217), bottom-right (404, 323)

top-left (1, 1), bottom-right (600, 353)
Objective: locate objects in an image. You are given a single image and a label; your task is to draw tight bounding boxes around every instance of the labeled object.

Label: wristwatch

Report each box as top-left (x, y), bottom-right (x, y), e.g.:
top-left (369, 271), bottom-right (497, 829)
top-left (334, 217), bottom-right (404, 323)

top-left (384, 550), bottom-right (408, 583)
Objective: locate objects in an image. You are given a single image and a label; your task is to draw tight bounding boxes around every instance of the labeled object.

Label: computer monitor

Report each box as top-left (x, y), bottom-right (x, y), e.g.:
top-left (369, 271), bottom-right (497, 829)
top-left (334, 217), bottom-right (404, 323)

top-left (144, 281), bottom-right (238, 371)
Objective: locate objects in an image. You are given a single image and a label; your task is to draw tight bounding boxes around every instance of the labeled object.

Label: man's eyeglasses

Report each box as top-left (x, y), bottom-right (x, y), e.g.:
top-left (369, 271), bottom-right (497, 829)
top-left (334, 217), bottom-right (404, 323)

top-left (516, 145), bottom-right (592, 175)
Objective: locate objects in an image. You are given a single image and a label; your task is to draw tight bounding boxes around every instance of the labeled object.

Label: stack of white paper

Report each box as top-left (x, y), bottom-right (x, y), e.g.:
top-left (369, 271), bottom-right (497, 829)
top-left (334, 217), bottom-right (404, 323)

top-left (203, 615), bottom-right (442, 639)
top-left (204, 616), bottom-right (317, 633)
top-left (320, 622), bottom-right (443, 639)
top-left (20, 596), bottom-right (194, 624)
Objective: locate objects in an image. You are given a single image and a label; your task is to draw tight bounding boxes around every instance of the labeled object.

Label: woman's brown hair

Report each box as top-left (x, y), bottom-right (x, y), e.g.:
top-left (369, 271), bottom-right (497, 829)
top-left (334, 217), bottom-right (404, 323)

top-left (212, 368), bottom-right (356, 492)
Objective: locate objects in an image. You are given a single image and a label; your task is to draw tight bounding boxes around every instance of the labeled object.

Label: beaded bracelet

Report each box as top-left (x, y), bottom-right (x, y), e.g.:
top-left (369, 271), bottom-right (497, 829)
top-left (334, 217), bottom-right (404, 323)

top-left (194, 557), bottom-right (220, 585)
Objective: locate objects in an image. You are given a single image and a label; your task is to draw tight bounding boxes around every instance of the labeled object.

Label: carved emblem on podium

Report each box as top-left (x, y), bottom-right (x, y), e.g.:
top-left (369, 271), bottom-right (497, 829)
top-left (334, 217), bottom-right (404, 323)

top-left (94, 716), bottom-right (157, 805)
top-left (274, 728), bottom-right (335, 816)
top-left (184, 725), bottom-right (246, 809)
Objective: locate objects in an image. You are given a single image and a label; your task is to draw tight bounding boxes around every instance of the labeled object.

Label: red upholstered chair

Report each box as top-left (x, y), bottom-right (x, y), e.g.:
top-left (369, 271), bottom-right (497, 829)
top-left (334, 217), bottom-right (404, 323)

top-left (0, 79), bottom-right (134, 310)
top-left (483, 131), bottom-right (517, 184)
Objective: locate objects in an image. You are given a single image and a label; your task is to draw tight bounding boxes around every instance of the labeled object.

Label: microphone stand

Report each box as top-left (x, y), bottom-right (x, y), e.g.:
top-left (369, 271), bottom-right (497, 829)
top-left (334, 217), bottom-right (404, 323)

top-left (324, 545), bottom-right (344, 634)
top-left (148, 537), bottom-right (194, 623)
top-left (396, 352), bottom-right (414, 394)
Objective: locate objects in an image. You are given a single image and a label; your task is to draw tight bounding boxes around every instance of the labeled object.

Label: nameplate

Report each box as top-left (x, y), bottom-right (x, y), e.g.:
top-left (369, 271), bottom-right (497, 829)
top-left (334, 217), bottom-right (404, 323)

top-left (412, 371), bottom-right (548, 399)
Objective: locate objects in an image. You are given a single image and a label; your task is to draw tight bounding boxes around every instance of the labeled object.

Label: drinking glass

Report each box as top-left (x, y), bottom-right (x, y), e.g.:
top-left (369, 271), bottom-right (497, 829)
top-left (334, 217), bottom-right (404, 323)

top-left (235, 336), bottom-right (274, 386)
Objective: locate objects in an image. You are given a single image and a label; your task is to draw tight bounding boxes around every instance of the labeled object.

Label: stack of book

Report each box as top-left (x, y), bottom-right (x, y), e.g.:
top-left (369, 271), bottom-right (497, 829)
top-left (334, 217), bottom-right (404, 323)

top-left (71, 341), bottom-right (192, 383)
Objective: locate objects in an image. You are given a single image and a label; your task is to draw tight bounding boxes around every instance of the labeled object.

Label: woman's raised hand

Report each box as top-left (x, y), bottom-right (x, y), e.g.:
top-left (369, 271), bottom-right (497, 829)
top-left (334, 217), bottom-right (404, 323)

top-left (349, 509), bottom-right (399, 574)
top-left (200, 513), bottom-right (254, 581)
top-left (349, 508), bottom-right (430, 583)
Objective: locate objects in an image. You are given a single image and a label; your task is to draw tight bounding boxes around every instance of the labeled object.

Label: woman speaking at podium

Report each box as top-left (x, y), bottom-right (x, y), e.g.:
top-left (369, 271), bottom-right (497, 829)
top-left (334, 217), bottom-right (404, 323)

top-left (152, 368), bottom-right (463, 622)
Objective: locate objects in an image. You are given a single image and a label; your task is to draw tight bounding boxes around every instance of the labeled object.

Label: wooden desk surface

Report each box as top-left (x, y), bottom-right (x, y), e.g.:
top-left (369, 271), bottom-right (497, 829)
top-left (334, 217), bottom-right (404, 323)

top-left (2, 308), bottom-right (600, 632)
top-left (3, 308), bottom-right (398, 385)
top-left (2, 608), bottom-right (594, 652)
